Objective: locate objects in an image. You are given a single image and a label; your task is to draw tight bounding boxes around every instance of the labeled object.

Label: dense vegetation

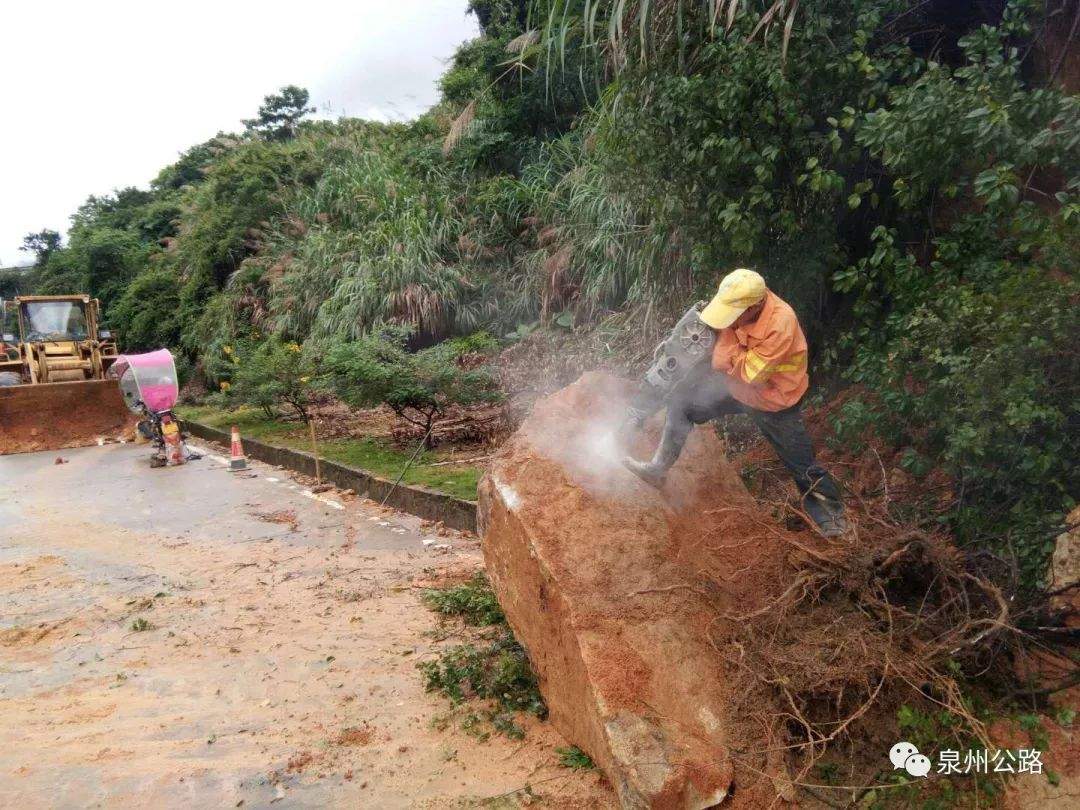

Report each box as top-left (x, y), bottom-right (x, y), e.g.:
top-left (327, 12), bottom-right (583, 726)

top-left (19, 0), bottom-right (1078, 584)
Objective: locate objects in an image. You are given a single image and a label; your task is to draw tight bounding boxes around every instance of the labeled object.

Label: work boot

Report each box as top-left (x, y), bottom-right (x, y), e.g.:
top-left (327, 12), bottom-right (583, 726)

top-left (622, 429), bottom-right (684, 488)
top-left (622, 456), bottom-right (669, 488)
top-left (803, 491), bottom-right (847, 537)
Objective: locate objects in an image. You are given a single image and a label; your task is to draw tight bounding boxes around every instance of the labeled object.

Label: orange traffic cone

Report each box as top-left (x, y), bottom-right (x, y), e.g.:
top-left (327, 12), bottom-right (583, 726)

top-left (229, 425), bottom-right (247, 470)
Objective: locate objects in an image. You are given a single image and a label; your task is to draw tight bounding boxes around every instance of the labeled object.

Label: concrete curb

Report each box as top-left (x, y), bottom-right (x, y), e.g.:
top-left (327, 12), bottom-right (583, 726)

top-left (183, 421), bottom-right (478, 533)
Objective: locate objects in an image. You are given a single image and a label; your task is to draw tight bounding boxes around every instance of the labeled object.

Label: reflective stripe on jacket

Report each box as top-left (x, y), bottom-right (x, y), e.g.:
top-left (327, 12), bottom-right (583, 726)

top-left (710, 289), bottom-right (809, 412)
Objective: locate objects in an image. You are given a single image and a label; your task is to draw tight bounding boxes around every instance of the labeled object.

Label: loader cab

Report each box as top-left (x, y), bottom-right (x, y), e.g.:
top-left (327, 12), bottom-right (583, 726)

top-left (22, 298), bottom-right (91, 342)
top-left (3, 294), bottom-right (119, 383)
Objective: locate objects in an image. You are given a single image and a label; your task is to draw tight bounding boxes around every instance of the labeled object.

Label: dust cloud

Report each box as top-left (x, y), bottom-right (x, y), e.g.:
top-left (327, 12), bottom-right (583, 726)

top-left (522, 388), bottom-right (645, 501)
top-left (518, 373), bottom-right (733, 507)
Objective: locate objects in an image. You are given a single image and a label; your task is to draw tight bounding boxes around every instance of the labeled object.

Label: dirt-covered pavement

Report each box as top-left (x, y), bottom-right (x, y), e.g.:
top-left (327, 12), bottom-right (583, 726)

top-left (0, 441), bottom-right (613, 808)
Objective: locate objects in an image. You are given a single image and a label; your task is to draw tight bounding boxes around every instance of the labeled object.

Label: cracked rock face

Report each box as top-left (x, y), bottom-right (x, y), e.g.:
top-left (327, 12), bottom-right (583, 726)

top-left (1050, 506), bottom-right (1080, 623)
top-left (479, 372), bottom-right (754, 809)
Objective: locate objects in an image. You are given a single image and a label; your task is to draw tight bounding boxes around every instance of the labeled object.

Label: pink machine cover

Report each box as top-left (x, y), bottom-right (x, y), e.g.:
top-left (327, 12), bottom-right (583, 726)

top-left (111, 349), bottom-right (179, 414)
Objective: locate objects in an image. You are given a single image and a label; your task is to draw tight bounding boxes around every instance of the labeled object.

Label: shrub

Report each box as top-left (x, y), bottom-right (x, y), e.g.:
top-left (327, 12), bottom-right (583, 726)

top-left (421, 572), bottom-right (505, 626)
top-left (556, 745), bottom-right (595, 770)
top-left (832, 13), bottom-right (1080, 580)
top-left (418, 631), bottom-right (546, 727)
top-left (231, 337), bottom-right (318, 422)
top-left (321, 327), bottom-right (500, 446)
top-left (266, 140), bottom-right (512, 343)
top-left (419, 568), bottom-right (545, 740)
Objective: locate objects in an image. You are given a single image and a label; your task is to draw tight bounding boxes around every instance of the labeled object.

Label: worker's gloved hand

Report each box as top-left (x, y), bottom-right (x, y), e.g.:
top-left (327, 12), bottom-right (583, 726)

top-left (616, 405), bottom-right (648, 449)
top-left (617, 385), bottom-right (662, 446)
top-left (623, 404), bottom-right (648, 429)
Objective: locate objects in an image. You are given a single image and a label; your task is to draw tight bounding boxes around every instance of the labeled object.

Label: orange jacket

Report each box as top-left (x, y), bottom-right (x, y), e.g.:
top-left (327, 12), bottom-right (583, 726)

top-left (711, 290), bottom-right (808, 412)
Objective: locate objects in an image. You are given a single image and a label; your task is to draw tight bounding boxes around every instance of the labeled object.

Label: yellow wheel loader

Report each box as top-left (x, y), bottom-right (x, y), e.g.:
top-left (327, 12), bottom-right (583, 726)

top-left (0, 295), bottom-right (133, 454)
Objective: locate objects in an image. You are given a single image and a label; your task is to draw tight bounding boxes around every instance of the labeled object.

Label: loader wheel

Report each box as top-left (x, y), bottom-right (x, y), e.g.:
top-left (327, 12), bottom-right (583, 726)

top-left (0, 372), bottom-right (21, 387)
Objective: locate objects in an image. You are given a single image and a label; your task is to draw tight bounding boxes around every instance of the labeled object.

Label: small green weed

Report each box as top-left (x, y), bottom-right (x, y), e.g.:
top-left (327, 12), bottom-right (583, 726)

top-left (1054, 706), bottom-right (1075, 728)
top-left (895, 703), bottom-right (983, 755)
top-left (419, 570), bottom-right (545, 739)
top-left (421, 572), bottom-right (505, 626)
top-left (1018, 713), bottom-right (1051, 751)
top-left (556, 746), bottom-right (595, 770)
top-left (130, 618), bottom-right (154, 632)
top-left (459, 711), bottom-right (490, 742)
top-left (813, 761), bottom-right (840, 785)
top-left (418, 630), bottom-right (546, 718)
top-left (490, 711), bottom-right (525, 740)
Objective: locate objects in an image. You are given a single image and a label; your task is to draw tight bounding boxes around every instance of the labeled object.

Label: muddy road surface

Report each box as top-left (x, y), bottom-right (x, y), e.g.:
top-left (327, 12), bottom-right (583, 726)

top-left (0, 442), bottom-right (612, 808)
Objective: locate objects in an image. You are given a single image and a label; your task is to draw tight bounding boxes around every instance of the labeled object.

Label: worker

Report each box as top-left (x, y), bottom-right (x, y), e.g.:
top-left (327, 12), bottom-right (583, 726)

top-left (623, 268), bottom-right (846, 536)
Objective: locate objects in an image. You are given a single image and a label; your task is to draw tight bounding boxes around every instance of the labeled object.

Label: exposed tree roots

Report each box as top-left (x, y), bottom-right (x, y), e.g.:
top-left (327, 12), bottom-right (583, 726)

top-left (696, 498), bottom-right (1077, 802)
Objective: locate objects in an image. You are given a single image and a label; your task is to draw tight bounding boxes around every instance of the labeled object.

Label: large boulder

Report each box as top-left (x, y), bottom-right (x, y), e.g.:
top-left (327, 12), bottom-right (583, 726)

top-left (479, 373), bottom-right (769, 809)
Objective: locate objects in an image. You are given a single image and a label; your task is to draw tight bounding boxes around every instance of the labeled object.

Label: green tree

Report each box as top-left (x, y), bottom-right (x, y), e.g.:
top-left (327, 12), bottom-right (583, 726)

top-left (0, 267), bottom-right (28, 299)
top-left (231, 337), bottom-right (318, 422)
top-left (467, 0), bottom-right (528, 35)
top-left (829, 11), bottom-right (1080, 578)
top-left (173, 135), bottom-right (326, 352)
top-left (26, 184), bottom-right (180, 313)
top-left (243, 85), bottom-right (315, 142)
top-left (322, 328), bottom-right (500, 448)
top-left (152, 136), bottom-right (228, 190)
top-left (108, 269), bottom-right (183, 351)
top-left (20, 229), bottom-right (62, 267)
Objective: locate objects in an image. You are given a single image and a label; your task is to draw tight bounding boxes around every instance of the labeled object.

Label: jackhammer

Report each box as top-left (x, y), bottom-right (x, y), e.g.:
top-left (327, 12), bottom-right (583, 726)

top-left (622, 301), bottom-right (717, 431)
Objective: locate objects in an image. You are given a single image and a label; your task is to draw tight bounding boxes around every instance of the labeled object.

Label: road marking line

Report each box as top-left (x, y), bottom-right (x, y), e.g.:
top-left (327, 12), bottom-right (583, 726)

top-left (303, 490), bottom-right (345, 510)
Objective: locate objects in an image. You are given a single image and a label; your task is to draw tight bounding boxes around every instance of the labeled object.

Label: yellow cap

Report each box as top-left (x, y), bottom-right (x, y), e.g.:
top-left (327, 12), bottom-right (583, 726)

top-left (699, 268), bottom-right (767, 329)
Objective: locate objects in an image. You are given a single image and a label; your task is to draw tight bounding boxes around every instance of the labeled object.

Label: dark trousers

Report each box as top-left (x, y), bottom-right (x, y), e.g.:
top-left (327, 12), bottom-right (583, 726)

top-left (662, 374), bottom-right (841, 503)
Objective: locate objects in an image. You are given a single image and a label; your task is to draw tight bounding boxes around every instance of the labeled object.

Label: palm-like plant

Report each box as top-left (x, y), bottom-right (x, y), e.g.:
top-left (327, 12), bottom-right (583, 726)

top-left (531, 0), bottom-right (802, 78)
top-left (262, 132), bottom-right (526, 342)
top-left (496, 124), bottom-right (714, 333)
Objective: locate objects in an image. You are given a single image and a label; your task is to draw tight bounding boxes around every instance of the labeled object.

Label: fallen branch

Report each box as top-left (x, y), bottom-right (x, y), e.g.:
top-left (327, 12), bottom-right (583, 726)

top-left (419, 455), bottom-right (492, 467)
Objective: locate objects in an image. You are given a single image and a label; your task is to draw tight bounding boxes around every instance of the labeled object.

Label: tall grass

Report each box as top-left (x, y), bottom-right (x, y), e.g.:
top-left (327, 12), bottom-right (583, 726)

top-left (266, 144), bottom-right (493, 341)
top-left (531, 0), bottom-right (802, 79)
top-left (191, 101), bottom-right (713, 350)
top-left (250, 117), bottom-right (700, 343)
top-left (510, 132), bottom-right (683, 320)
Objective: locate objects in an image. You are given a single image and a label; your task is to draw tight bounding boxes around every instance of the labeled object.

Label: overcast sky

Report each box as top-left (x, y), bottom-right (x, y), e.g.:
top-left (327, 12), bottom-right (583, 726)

top-left (0, 0), bottom-right (478, 266)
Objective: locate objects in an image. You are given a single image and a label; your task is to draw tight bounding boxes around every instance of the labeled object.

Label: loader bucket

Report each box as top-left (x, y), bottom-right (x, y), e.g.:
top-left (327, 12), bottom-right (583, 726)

top-left (0, 379), bottom-right (135, 455)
